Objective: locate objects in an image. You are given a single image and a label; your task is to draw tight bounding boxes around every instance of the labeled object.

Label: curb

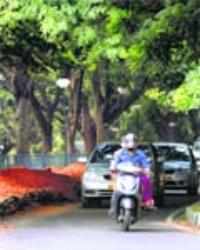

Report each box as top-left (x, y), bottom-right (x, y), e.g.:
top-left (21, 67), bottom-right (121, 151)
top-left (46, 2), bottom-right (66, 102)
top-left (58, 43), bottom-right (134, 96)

top-left (166, 207), bottom-right (200, 235)
top-left (186, 202), bottom-right (200, 227)
top-left (166, 207), bottom-right (185, 224)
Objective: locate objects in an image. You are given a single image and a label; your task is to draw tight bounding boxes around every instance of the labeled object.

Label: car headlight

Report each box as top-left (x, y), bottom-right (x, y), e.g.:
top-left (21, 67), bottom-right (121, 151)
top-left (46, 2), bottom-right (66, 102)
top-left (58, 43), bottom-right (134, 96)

top-left (83, 172), bottom-right (100, 183)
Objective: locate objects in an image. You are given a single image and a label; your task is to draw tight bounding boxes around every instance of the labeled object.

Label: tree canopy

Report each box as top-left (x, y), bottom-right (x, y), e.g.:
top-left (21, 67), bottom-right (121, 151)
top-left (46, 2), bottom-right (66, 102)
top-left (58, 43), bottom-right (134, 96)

top-left (0, 0), bottom-right (200, 154)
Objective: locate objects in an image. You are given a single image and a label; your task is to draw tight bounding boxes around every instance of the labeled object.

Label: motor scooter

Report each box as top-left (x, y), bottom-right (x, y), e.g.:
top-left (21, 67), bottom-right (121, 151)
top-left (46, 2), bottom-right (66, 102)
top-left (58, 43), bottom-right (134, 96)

top-left (112, 162), bottom-right (141, 231)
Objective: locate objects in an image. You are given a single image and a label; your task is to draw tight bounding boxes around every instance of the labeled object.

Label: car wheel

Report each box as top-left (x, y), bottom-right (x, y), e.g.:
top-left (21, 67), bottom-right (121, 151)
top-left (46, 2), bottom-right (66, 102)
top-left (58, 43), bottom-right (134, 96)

top-left (81, 197), bottom-right (90, 208)
top-left (74, 185), bottom-right (81, 198)
top-left (155, 195), bottom-right (164, 207)
top-left (187, 186), bottom-right (198, 196)
top-left (188, 173), bottom-right (199, 196)
top-left (154, 189), bottom-right (164, 207)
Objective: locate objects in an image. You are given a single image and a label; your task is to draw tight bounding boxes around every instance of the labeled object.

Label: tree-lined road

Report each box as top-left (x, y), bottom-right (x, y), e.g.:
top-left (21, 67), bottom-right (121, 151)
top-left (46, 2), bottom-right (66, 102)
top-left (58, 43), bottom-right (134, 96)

top-left (0, 195), bottom-right (199, 250)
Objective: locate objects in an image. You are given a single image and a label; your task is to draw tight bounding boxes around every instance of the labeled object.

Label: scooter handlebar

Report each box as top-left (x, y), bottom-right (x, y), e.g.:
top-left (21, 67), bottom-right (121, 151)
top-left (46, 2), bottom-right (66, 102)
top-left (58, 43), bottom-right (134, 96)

top-left (115, 163), bottom-right (142, 174)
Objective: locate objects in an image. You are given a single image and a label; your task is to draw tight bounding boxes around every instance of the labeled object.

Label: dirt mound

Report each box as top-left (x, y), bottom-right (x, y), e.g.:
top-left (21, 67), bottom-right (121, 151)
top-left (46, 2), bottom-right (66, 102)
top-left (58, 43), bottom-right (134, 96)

top-left (50, 162), bottom-right (86, 183)
top-left (0, 162), bottom-right (87, 216)
top-left (0, 167), bottom-right (77, 202)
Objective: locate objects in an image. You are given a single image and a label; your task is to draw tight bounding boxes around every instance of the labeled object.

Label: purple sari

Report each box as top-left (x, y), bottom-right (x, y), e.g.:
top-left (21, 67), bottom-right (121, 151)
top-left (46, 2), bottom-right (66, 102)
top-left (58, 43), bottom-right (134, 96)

top-left (139, 174), bottom-right (154, 205)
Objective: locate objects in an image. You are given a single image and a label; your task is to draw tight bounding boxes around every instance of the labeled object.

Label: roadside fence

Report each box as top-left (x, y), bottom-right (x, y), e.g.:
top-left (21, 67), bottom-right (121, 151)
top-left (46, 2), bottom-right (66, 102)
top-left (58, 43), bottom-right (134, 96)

top-left (0, 153), bottom-right (84, 169)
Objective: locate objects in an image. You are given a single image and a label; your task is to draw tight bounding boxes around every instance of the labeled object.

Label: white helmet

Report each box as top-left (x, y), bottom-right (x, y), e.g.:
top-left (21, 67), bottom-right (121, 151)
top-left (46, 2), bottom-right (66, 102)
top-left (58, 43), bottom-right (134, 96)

top-left (121, 133), bottom-right (137, 149)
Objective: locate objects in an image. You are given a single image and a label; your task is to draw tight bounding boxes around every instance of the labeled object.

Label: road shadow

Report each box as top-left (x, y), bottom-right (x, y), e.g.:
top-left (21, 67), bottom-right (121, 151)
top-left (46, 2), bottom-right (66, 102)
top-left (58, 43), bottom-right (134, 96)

top-left (80, 193), bottom-right (199, 210)
top-left (160, 193), bottom-right (199, 209)
top-left (115, 227), bottom-right (179, 233)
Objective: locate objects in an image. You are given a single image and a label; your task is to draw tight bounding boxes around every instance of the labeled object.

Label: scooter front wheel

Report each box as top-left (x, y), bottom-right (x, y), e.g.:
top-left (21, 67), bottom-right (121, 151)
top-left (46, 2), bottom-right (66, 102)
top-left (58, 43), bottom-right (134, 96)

top-left (121, 210), bottom-right (131, 232)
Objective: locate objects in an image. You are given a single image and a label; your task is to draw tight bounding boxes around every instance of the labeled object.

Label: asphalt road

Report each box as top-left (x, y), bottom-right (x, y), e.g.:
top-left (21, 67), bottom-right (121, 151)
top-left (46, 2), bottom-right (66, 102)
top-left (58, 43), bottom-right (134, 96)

top-left (0, 195), bottom-right (199, 250)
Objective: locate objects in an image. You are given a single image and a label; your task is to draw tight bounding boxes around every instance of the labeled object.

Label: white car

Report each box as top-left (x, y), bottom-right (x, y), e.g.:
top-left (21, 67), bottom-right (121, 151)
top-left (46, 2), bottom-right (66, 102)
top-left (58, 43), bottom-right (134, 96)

top-left (81, 142), bottom-right (121, 208)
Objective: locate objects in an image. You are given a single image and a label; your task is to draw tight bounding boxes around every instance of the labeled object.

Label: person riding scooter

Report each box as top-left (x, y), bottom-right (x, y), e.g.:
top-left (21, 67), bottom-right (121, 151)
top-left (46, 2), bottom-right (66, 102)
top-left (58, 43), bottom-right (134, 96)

top-left (109, 133), bottom-right (156, 217)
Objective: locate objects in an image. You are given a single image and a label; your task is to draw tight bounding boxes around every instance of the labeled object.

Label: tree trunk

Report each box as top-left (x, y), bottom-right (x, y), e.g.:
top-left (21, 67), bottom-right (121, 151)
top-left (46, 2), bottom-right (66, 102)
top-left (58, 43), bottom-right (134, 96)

top-left (67, 70), bottom-right (83, 155)
top-left (103, 74), bottom-right (148, 124)
top-left (81, 98), bottom-right (96, 154)
top-left (16, 97), bottom-right (31, 154)
top-left (43, 125), bottom-right (52, 153)
top-left (92, 72), bottom-right (105, 143)
top-left (10, 66), bottom-right (33, 154)
top-left (4, 66), bottom-right (60, 153)
top-left (30, 92), bottom-right (53, 152)
top-left (189, 110), bottom-right (200, 139)
top-left (151, 110), bottom-right (179, 141)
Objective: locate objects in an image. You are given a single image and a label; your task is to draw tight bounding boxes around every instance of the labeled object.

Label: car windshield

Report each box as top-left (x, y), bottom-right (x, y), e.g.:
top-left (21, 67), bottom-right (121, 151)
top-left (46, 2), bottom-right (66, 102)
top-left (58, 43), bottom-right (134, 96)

top-left (193, 142), bottom-right (200, 151)
top-left (90, 144), bottom-right (121, 163)
top-left (155, 145), bottom-right (190, 162)
top-left (137, 145), bottom-right (152, 159)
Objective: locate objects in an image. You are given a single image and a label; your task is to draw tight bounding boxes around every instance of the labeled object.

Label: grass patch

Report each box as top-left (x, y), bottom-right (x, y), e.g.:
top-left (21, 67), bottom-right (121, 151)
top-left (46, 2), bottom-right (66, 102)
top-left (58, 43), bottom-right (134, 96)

top-left (191, 202), bottom-right (200, 212)
top-left (178, 213), bottom-right (187, 221)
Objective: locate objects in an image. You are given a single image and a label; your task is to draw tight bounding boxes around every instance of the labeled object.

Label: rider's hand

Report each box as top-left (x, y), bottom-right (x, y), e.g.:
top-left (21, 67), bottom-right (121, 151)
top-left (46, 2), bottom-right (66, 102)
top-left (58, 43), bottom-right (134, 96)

top-left (111, 170), bottom-right (117, 179)
top-left (143, 168), bottom-right (151, 176)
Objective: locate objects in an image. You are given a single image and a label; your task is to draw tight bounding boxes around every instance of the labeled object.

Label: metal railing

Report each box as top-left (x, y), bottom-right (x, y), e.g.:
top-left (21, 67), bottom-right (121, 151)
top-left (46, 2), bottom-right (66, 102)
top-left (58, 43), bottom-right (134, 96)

top-left (0, 153), bottom-right (83, 169)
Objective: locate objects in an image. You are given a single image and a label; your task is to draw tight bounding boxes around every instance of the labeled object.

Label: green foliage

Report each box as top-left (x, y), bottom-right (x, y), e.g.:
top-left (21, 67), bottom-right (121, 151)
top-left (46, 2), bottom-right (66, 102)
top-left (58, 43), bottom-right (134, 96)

top-left (118, 99), bottom-right (159, 142)
top-left (0, 0), bottom-right (200, 151)
top-left (105, 7), bottom-right (129, 33)
top-left (0, 88), bottom-right (16, 147)
top-left (128, 3), bottom-right (186, 71)
top-left (170, 64), bottom-right (200, 111)
top-left (145, 88), bottom-right (168, 107)
top-left (0, 88), bottom-right (14, 103)
top-left (146, 64), bottom-right (200, 113)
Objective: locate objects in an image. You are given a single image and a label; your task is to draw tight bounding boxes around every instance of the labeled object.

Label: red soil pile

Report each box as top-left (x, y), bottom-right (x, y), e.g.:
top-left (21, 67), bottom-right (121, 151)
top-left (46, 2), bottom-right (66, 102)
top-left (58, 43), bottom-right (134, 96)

top-left (50, 162), bottom-right (86, 183)
top-left (0, 167), bottom-right (79, 202)
top-left (0, 161), bottom-right (87, 206)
